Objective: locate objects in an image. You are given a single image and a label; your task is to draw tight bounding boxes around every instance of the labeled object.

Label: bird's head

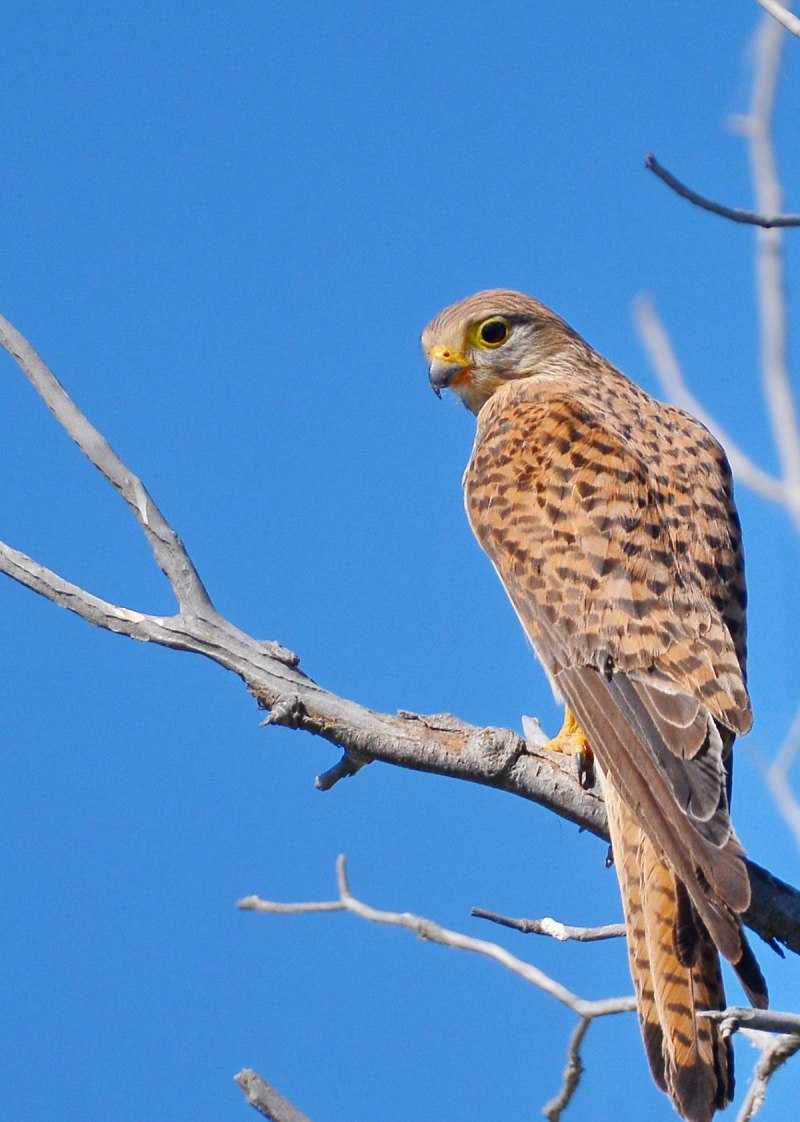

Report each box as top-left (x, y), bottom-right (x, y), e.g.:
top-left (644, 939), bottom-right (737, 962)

top-left (421, 289), bottom-right (582, 415)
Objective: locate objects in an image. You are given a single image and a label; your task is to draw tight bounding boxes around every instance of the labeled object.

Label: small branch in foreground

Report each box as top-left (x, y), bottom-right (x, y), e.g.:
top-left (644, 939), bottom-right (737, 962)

top-left (471, 907), bottom-right (625, 942)
top-left (755, 0), bottom-right (800, 38)
top-left (0, 314), bottom-right (217, 617)
top-left (239, 855), bottom-right (634, 1016)
top-left (542, 1016), bottom-right (591, 1122)
top-left (240, 859), bottom-right (796, 1122)
top-left (701, 1006), bottom-right (800, 1035)
top-left (314, 751), bottom-right (367, 790)
top-left (739, 14), bottom-right (800, 517)
top-left (234, 1070), bottom-right (314, 1122)
top-left (239, 855), bottom-right (635, 1120)
top-left (645, 153), bottom-right (800, 228)
top-left (735, 1030), bottom-right (800, 1122)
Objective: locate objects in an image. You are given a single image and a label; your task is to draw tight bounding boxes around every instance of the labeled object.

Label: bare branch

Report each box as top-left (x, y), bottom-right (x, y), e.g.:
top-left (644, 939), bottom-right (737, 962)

top-left (737, 15), bottom-right (800, 516)
top-left (735, 1031), bottom-right (800, 1120)
top-left (634, 295), bottom-right (787, 505)
top-left (313, 751), bottom-right (367, 790)
top-left (471, 907), bottom-right (625, 942)
top-left (242, 856), bottom-right (636, 1120)
top-left (701, 1007), bottom-right (800, 1034)
top-left (760, 702), bottom-right (800, 847)
top-left (234, 1070), bottom-right (315, 1122)
top-left (755, 0), bottom-right (800, 38)
top-left (645, 152), bottom-right (800, 228)
top-left (5, 526), bottom-right (796, 956)
top-left (242, 861), bottom-right (800, 1120)
top-left (542, 1016), bottom-right (591, 1122)
top-left (0, 314), bottom-right (215, 617)
top-left (640, 14), bottom-right (800, 535)
top-left (0, 540), bottom-right (167, 636)
top-left (240, 856), bottom-right (634, 1016)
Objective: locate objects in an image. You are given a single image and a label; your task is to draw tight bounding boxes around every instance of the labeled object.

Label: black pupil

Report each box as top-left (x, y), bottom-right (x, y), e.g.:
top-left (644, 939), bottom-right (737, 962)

top-left (481, 320), bottom-right (507, 344)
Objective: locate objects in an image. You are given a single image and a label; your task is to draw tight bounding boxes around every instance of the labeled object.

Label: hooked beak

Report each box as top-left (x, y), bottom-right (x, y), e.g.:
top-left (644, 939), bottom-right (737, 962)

top-left (427, 344), bottom-right (470, 398)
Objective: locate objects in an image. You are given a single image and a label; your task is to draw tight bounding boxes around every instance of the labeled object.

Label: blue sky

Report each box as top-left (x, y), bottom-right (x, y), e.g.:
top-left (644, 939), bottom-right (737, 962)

top-left (1, 4), bottom-right (799, 1120)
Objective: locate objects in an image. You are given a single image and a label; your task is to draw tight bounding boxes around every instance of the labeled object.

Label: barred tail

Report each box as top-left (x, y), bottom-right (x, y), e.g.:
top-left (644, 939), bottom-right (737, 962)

top-left (605, 779), bottom-right (732, 1122)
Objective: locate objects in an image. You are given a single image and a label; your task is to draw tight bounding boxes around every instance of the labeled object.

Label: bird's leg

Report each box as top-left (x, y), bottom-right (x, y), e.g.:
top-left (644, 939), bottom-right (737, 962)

top-left (544, 708), bottom-right (594, 787)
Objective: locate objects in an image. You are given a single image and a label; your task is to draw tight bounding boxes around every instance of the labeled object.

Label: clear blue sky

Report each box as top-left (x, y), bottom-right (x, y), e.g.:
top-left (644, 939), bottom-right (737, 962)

top-left (1, 4), bottom-right (799, 1121)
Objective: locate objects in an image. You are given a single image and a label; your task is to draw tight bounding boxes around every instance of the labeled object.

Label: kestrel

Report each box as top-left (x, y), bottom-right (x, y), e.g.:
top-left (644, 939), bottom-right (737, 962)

top-left (423, 290), bottom-right (768, 1122)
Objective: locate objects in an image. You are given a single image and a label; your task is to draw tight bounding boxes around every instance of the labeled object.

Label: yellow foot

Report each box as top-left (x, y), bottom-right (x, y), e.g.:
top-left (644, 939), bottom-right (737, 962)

top-left (545, 708), bottom-right (594, 788)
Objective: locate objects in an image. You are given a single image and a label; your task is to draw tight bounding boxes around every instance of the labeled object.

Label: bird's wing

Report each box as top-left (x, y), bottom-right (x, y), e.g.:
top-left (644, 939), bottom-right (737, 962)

top-left (464, 385), bottom-right (755, 961)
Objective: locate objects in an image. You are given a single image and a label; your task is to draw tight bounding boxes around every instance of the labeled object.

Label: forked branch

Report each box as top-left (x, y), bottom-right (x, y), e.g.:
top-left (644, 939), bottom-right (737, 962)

top-left (240, 855), bottom-right (635, 1121)
top-left (240, 857), bottom-right (800, 1122)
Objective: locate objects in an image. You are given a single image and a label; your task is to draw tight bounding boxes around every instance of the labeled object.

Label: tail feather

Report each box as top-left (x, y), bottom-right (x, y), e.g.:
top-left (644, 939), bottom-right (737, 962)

top-left (606, 779), bottom-right (732, 1122)
top-left (732, 930), bottom-right (769, 1009)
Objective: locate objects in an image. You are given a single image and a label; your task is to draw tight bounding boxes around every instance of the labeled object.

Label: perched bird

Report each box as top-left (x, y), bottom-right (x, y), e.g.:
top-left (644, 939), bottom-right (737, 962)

top-left (422, 289), bottom-right (767, 1122)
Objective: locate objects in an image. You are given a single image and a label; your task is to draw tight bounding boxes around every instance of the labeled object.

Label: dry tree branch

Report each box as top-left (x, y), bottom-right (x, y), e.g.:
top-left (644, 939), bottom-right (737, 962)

top-left (640, 16), bottom-right (800, 531)
top-left (755, 0), bottom-right (800, 38)
top-left (240, 855), bottom-right (635, 1122)
top-left (541, 1016), bottom-right (592, 1122)
top-left (234, 1070), bottom-right (314, 1122)
top-left (470, 907), bottom-right (625, 942)
top-left (645, 153), bottom-right (800, 228)
top-left (701, 1007), bottom-right (800, 1034)
top-left (735, 1030), bottom-right (800, 1121)
top-left (241, 859), bottom-right (800, 1122)
top-left (238, 856), bottom-right (634, 1016)
top-left (735, 13), bottom-right (800, 519)
top-left (760, 701), bottom-right (800, 846)
top-left (0, 315), bottom-right (216, 618)
top-left (0, 315), bottom-right (799, 954)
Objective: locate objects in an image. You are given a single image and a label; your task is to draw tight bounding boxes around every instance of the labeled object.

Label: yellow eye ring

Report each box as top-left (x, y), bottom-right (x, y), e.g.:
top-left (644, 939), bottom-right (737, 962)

top-left (476, 316), bottom-right (510, 348)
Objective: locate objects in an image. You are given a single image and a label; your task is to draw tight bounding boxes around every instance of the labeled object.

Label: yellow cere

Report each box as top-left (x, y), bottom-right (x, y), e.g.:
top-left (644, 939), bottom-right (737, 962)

top-left (427, 342), bottom-right (468, 366)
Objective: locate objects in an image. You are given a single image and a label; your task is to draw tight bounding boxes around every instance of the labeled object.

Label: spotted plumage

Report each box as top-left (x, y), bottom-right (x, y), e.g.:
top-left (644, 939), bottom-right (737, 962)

top-left (423, 289), bottom-right (767, 1122)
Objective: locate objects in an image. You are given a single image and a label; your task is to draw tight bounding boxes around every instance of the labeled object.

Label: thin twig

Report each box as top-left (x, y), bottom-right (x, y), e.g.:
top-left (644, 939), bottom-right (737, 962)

top-left (700, 1006), bottom-right (800, 1034)
top-left (735, 1031), bottom-right (800, 1121)
top-left (242, 859), bottom-right (794, 1121)
top-left (0, 314), bottom-right (216, 617)
top-left (645, 153), bottom-right (800, 228)
top-left (542, 1016), bottom-right (592, 1122)
top-left (736, 14), bottom-right (800, 522)
top-left (240, 855), bottom-right (636, 1017)
top-left (234, 1070), bottom-right (314, 1122)
top-left (242, 856), bottom-right (635, 1121)
top-left (471, 907), bottom-right (625, 942)
top-left (314, 751), bottom-right (366, 790)
top-left (755, 0), bottom-right (800, 37)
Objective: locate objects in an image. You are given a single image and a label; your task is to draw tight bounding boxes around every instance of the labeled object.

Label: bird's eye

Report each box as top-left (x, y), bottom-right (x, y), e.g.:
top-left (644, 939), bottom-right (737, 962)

top-left (477, 317), bottom-right (510, 347)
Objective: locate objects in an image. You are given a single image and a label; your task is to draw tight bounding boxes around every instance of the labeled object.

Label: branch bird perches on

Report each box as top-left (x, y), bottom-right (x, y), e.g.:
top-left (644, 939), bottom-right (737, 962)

top-left (0, 313), bottom-right (799, 956)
